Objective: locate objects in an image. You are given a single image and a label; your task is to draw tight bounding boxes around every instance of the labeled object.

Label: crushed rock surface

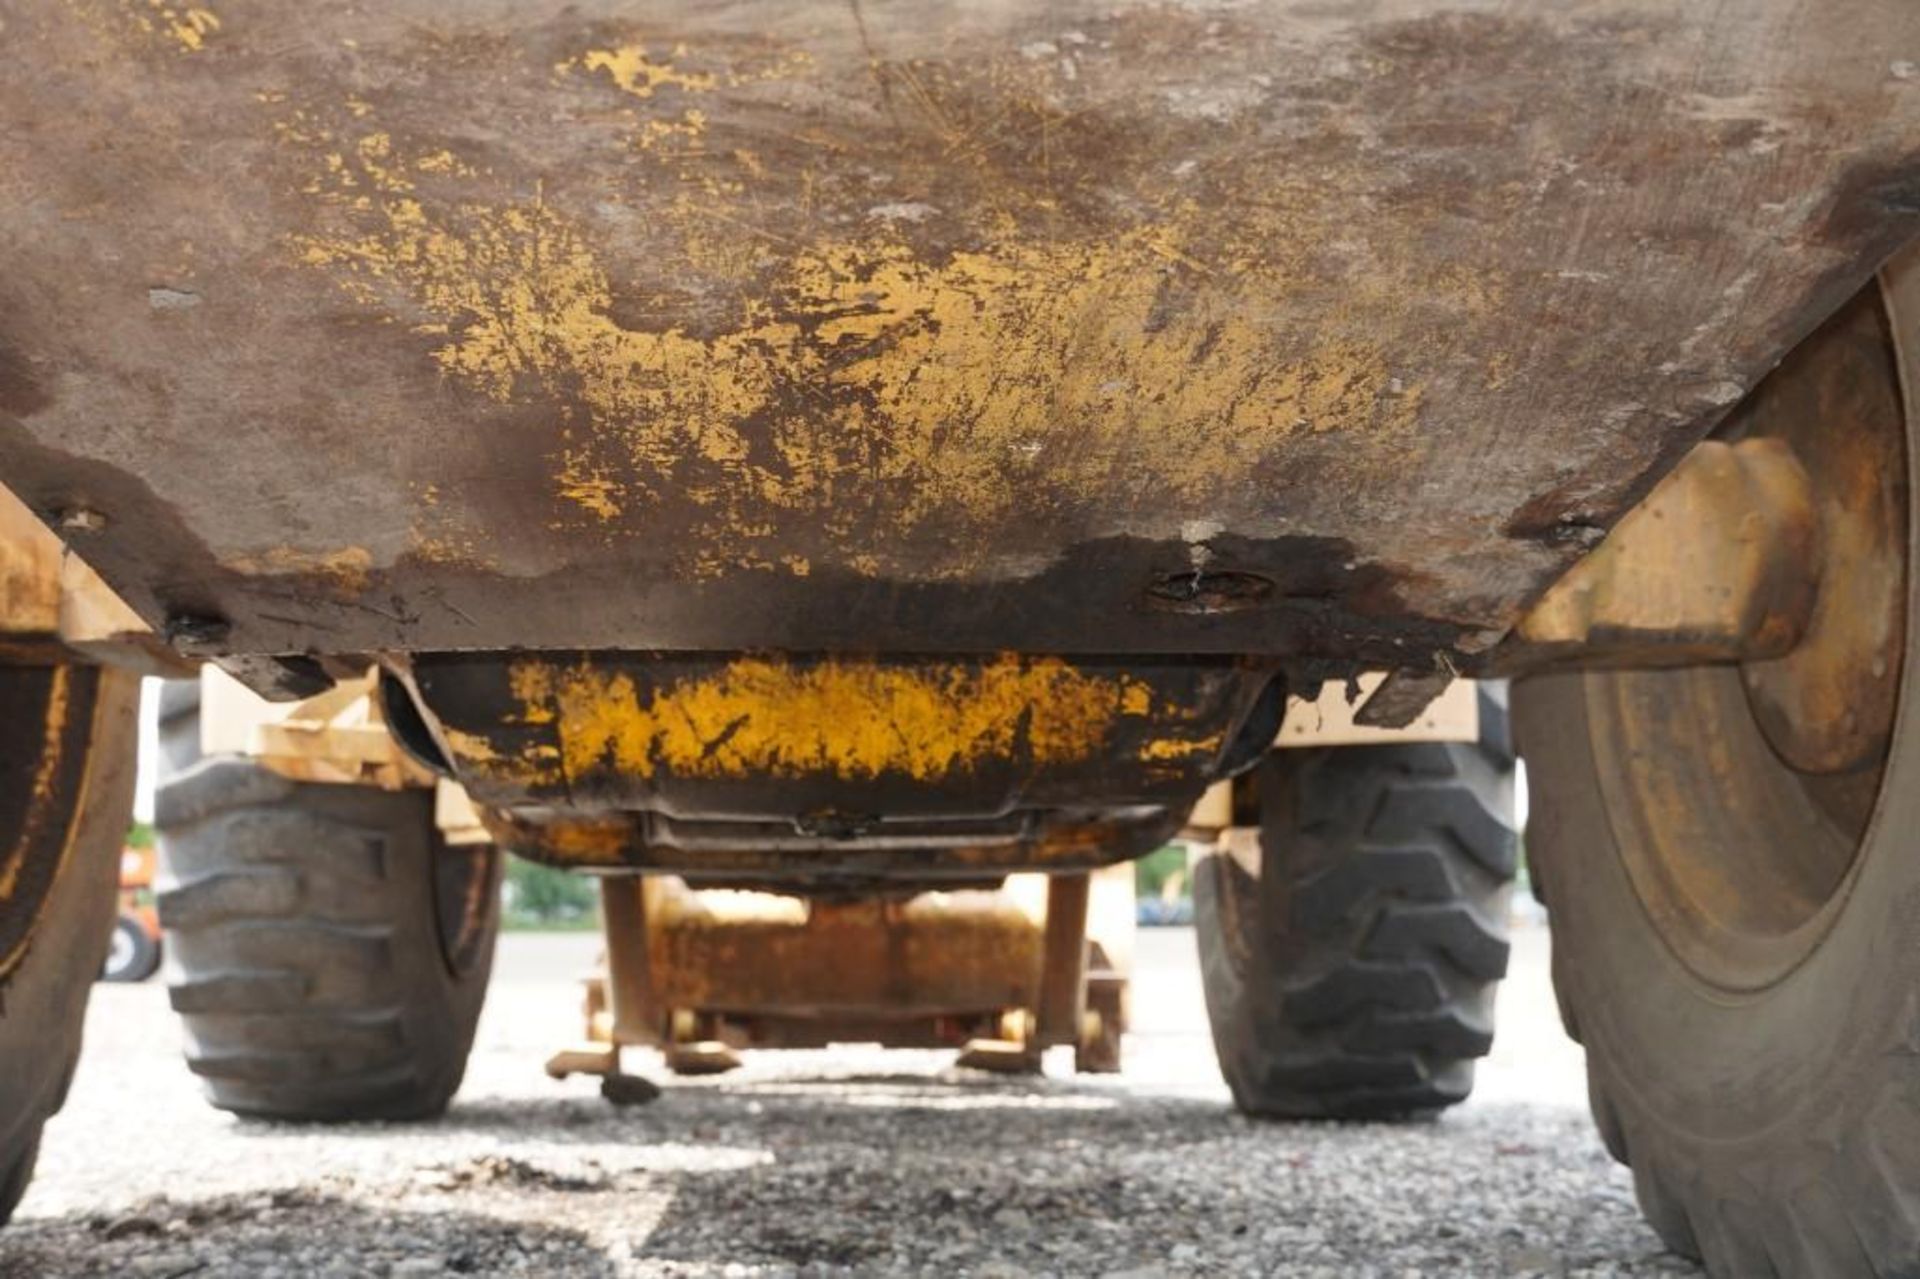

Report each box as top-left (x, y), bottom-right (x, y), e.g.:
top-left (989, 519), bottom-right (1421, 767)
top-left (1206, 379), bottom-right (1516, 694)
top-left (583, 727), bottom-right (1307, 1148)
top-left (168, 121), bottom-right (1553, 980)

top-left (0, 926), bottom-right (1699, 1277)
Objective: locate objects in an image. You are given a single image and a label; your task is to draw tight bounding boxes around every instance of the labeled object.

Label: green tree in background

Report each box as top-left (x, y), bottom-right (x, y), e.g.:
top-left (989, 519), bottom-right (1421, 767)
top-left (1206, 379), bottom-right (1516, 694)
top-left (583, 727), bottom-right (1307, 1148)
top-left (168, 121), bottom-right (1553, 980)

top-left (502, 855), bottom-right (599, 930)
top-left (1135, 845), bottom-right (1188, 900)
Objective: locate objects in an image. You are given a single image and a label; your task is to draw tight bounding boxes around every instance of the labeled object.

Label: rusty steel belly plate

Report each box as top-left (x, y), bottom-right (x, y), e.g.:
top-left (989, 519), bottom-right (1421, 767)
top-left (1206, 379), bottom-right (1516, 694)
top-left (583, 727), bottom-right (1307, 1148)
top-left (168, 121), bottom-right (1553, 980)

top-left (414, 652), bottom-right (1272, 818)
top-left (0, 1), bottom-right (1917, 662)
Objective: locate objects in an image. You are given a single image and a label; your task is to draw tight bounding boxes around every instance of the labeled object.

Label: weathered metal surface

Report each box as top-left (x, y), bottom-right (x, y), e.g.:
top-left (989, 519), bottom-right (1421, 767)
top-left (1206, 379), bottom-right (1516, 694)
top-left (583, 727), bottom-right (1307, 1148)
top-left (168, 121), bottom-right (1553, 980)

top-left (2, 2), bottom-right (1917, 668)
top-left (486, 804), bottom-right (1181, 884)
top-left (420, 651), bottom-right (1262, 880)
top-left (414, 651), bottom-right (1273, 812)
top-left (1034, 873), bottom-right (1090, 1045)
top-left (1738, 287), bottom-right (1909, 775)
top-left (600, 877), bottom-right (660, 1045)
top-left (575, 867), bottom-right (1130, 1073)
top-left (1510, 440), bottom-right (1820, 666)
top-left (1350, 668), bottom-right (1455, 729)
top-left (1502, 282), bottom-right (1908, 773)
top-left (647, 878), bottom-right (1045, 1016)
top-left (0, 483), bottom-right (188, 674)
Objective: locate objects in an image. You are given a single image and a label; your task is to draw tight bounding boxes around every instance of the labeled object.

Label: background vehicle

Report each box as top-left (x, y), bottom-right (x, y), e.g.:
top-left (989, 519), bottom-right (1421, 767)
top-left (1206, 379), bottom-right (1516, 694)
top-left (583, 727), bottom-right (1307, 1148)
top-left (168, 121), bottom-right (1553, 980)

top-left (0, 4), bottom-right (1916, 1273)
top-left (100, 846), bottom-right (162, 985)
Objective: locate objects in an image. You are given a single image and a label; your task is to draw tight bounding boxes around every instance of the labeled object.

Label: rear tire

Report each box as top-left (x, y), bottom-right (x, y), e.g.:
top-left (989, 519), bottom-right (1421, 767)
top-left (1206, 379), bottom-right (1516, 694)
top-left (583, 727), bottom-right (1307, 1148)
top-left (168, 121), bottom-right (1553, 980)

top-left (1194, 691), bottom-right (1516, 1118)
top-left (154, 680), bottom-right (501, 1121)
top-left (0, 665), bottom-right (139, 1223)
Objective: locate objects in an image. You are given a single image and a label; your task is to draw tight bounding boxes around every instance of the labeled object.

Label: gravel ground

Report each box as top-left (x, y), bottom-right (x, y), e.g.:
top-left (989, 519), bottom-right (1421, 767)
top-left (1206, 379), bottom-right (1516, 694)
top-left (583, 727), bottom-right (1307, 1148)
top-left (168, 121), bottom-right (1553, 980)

top-left (0, 921), bottom-right (1698, 1277)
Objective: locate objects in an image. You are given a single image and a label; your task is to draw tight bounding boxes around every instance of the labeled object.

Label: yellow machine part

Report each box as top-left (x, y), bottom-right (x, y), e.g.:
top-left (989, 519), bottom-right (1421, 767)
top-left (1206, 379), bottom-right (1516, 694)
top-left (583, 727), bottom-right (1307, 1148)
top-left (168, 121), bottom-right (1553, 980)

top-left (0, 483), bottom-right (183, 675)
top-left (553, 862), bottom-right (1136, 1077)
top-left (196, 666), bottom-right (488, 844)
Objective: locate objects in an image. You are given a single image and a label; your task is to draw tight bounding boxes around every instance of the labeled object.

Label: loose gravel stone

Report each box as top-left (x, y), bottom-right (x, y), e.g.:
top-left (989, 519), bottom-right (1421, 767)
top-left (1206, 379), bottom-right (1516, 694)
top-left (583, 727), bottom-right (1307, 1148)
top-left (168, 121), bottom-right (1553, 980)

top-left (0, 927), bottom-right (1699, 1277)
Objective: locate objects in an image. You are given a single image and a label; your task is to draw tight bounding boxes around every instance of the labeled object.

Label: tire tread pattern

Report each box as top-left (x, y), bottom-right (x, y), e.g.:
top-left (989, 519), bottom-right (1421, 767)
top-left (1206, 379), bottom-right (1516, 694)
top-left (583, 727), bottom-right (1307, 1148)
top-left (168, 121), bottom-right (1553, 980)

top-left (1196, 691), bottom-right (1517, 1119)
top-left (153, 684), bottom-right (497, 1122)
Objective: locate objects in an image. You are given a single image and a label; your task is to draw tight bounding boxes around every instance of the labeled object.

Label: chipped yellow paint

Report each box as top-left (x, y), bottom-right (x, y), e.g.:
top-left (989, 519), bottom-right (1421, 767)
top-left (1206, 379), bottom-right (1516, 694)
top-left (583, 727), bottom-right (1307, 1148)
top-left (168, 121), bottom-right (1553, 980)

top-left (415, 148), bottom-right (468, 175)
top-left (95, 0), bottom-right (220, 51)
top-left (223, 546), bottom-right (373, 596)
top-left (442, 725), bottom-right (564, 789)
top-left (525, 820), bottom-right (629, 866)
top-left (282, 60), bottom-right (1446, 577)
top-left (1138, 732), bottom-right (1226, 762)
top-left (556, 461), bottom-right (626, 521)
top-left (566, 44), bottom-right (717, 100)
top-left (482, 656), bottom-right (1204, 784)
top-left (558, 41), bottom-right (812, 102)
top-left (439, 727), bottom-right (502, 764)
top-left (507, 662), bottom-right (557, 725)
top-left (633, 110), bottom-right (707, 152)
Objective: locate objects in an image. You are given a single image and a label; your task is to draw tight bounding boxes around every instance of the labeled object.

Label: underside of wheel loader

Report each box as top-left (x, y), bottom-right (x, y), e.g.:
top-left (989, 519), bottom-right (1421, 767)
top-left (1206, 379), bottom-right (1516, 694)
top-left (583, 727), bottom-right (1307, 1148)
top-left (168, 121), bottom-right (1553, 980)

top-left (2, 2), bottom-right (1919, 1272)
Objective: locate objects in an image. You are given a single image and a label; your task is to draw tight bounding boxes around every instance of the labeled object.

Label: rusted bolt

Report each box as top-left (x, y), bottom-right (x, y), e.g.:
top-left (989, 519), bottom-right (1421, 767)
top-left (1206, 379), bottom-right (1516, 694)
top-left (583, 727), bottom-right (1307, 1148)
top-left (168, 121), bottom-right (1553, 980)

top-left (164, 612), bottom-right (232, 656)
top-left (1541, 517), bottom-right (1608, 549)
top-left (1145, 570), bottom-right (1274, 614)
top-left (57, 506), bottom-right (107, 533)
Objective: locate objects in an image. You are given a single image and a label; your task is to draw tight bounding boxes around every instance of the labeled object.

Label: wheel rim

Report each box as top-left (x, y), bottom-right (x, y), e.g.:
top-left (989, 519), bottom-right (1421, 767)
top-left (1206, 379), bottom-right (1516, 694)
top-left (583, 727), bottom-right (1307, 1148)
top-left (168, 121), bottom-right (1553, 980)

top-left (432, 839), bottom-right (499, 978)
top-left (1585, 280), bottom-right (1911, 993)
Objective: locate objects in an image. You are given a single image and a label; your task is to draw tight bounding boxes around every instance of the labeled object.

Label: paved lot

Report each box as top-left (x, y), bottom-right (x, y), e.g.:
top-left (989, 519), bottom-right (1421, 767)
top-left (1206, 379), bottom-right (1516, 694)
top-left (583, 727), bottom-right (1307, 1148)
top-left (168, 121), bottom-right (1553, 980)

top-left (0, 920), bottom-right (1696, 1277)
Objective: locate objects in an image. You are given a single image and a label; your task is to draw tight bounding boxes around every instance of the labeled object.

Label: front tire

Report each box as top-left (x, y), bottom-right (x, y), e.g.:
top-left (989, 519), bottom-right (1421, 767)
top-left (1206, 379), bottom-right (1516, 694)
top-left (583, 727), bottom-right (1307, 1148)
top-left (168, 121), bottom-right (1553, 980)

top-left (1194, 695), bottom-right (1517, 1118)
top-left (0, 665), bottom-right (139, 1223)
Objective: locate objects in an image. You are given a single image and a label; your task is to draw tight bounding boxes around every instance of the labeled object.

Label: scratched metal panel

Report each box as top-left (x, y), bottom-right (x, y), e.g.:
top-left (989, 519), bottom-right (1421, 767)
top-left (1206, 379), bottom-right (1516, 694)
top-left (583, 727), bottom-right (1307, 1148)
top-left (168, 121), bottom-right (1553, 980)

top-left (0, 0), bottom-right (1916, 662)
top-left (414, 652), bottom-right (1273, 817)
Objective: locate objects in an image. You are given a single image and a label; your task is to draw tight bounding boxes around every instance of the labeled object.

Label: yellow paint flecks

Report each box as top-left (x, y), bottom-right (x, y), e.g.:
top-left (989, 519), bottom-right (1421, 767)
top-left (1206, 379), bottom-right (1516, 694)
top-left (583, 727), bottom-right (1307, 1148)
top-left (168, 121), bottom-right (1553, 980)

top-left (556, 461), bottom-right (626, 522)
top-left (522, 821), bottom-right (629, 865)
top-left (633, 110), bottom-right (708, 152)
top-left (484, 656), bottom-right (1199, 784)
top-left (162, 2), bottom-right (218, 49)
top-left (415, 149), bottom-right (467, 175)
top-left (567, 44), bottom-right (716, 100)
top-left (283, 88), bottom-right (1432, 577)
top-left (294, 165), bottom-right (773, 506)
top-left (557, 42), bottom-right (812, 102)
top-left (444, 726), bottom-right (564, 790)
top-left (508, 663), bottom-right (557, 725)
top-left (102, 0), bottom-right (220, 51)
top-left (1139, 732), bottom-right (1225, 762)
top-left (440, 727), bottom-right (503, 764)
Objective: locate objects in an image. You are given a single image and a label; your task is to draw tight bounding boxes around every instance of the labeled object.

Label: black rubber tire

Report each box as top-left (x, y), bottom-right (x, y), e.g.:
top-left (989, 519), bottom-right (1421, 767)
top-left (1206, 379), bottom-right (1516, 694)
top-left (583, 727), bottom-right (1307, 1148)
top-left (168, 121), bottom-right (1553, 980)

top-left (0, 665), bottom-right (140, 1224)
top-left (1516, 669), bottom-right (1920, 1278)
top-left (1194, 689), bottom-right (1517, 1118)
top-left (101, 914), bottom-right (161, 983)
top-left (153, 679), bottom-right (501, 1122)
top-left (1510, 266), bottom-right (1920, 1279)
